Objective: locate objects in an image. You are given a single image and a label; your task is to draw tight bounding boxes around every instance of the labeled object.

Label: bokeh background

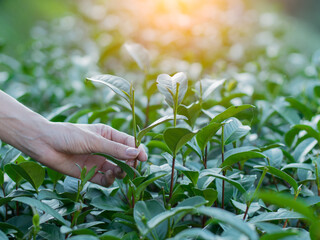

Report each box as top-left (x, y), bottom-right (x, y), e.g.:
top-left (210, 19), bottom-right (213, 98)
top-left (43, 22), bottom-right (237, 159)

top-left (0, 0), bottom-right (319, 115)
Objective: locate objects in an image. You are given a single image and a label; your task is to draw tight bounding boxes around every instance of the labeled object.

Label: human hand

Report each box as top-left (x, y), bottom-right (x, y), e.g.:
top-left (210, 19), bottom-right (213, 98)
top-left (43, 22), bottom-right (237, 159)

top-left (36, 123), bottom-right (148, 187)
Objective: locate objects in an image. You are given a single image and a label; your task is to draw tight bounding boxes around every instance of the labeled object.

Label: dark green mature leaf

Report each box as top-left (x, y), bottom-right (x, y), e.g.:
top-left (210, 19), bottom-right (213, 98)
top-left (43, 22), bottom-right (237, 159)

top-left (12, 197), bottom-right (69, 226)
top-left (200, 169), bottom-right (246, 194)
top-left (86, 74), bottom-right (131, 103)
top-left (293, 138), bottom-right (317, 162)
top-left (0, 222), bottom-right (24, 238)
top-left (249, 209), bottom-right (304, 223)
top-left (286, 97), bottom-right (314, 121)
top-left (163, 128), bottom-right (198, 156)
top-left (196, 122), bottom-right (221, 152)
top-left (47, 168), bottom-right (64, 185)
top-left (137, 115), bottom-right (187, 144)
top-left (181, 170), bottom-right (199, 186)
top-left (0, 190), bottom-right (33, 206)
top-left (157, 72), bottom-right (188, 107)
top-left (1, 147), bottom-right (21, 168)
top-left (197, 206), bottom-right (259, 240)
top-left (90, 195), bottom-right (126, 212)
top-left (134, 200), bottom-right (167, 239)
top-left (210, 104), bottom-right (255, 123)
top-left (260, 230), bottom-right (300, 240)
top-left (135, 172), bottom-right (167, 199)
top-left (285, 124), bottom-right (320, 148)
top-left (147, 196), bottom-right (207, 232)
top-left (281, 163), bottom-right (314, 172)
top-left (94, 153), bottom-right (140, 179)
top-left (124, 42), bottom-right (150, 71)
top-left (255, 166), bottom-right (299, 191)
top-left (257, 191), bottom-right (318, 224)
top-left (0, 230), bottom-right (8, 240)
top-left (10, 162), bottom-right (45, 191)
top-left (221, 147), bottom-right (266, 168)
top-left (167, 228), bottom-right (217, 240)
top-left (263, 148), bottom-right (283, 168)
top-left (68, 236), bottom-right (99, 240)
top-left (223, 117), bottom-right (251, 145)
top-left (273, 103), bottom-right (301, 125)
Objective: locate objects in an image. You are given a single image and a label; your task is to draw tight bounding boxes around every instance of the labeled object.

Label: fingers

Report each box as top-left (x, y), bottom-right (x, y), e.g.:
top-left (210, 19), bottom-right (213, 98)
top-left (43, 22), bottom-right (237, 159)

top-left (100, 125), bottom-right (148, 162)
top-left (77, 124), bottom-right (148, 162)
top-left (90, 162), bottom-right (126, 187)
top-left (93, 137), bottom-right (140, 160)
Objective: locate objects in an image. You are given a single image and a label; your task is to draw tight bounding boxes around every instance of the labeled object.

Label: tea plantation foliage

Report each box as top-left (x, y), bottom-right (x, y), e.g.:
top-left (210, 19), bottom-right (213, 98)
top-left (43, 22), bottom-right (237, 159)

top-left (1, 0), bottom-right (320, 239)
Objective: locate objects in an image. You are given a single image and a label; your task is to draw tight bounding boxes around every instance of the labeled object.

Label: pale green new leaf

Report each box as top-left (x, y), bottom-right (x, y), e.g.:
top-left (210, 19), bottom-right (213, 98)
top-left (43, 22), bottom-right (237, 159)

top-left (86, 74), bottom-right (131, 103)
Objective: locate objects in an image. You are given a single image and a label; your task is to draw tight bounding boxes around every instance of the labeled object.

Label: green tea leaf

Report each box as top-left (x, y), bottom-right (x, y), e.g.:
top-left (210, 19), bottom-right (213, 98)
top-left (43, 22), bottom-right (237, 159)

top-left (10, 162), bottom-right (45, 191)
top-left (12, 197), bottom-right (69, 226)
top-left (257, 191), bottom-right (318, 223)
top-left (181, 170), bottom-right (199, 186)
top-left (137, 115), bottom-right (187, 144)
top-left (196, 122), bottom-right (221, 152)
top-left (134, 200), bottom-right (167, 239)
top-left (197, 206), bottom-right (259, 240)
top-left (157, 72), bottom-right (188, 108)
top-left (167, 228), bottom-right (217, 240)
top-left (94, 153), bottom-right (140, 179)
top-left (135, 172), bottom-right (167, 199)
top-left (221, 147), bottom-right (266, 168)
top-left (177, 102), bottom-right (202, 128)
top-left (200, 169), bottom-right (246, 194)
top-left (223, 117), bottom-right (251, 145)
top-left (286, 97), bottom-right (314, 121)
top-left (210, 104), bottom-right (255, 123)
top-left (124, 42), bottom-right (150, 71)
top-left (163, 127), bottom-right (198, 156)
top-left (249, 209), bottom-right (304, 223)
top-left (86, 74), bottom-right (131, 103)
top-left (47, 168), bottom-right (64, 184)
top-left (254, 166), bottom-right (298, 192)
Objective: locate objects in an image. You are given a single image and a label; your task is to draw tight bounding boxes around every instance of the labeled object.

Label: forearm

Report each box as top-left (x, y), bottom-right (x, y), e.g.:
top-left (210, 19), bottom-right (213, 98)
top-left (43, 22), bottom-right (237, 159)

top-left (0, 90), bottom-right (51, 160)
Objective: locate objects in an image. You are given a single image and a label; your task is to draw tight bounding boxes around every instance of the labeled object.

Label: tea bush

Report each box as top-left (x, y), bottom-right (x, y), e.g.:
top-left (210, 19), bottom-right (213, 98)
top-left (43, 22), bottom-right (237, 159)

top-left (0, 0), bottom-right (320, 239)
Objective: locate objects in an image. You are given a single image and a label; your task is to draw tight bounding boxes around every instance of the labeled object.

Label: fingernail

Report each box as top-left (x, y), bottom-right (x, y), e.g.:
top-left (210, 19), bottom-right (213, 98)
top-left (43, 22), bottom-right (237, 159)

top-left (126, 147), bottom-right (139, 157)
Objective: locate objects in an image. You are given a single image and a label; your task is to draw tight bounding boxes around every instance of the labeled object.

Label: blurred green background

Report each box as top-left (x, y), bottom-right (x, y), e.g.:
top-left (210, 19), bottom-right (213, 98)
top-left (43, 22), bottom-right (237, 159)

top-left (1, 0), bottom-right (319, 58)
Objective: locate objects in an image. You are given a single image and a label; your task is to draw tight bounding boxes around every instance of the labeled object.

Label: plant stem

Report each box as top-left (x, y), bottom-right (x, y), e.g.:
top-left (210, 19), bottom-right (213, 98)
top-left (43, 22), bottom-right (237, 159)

top-left (169, 155), bottom-right (176, 200)
top-left (131, 88), bottom-right (138, 208)
top-left (203, 145), bottom-right (208, 169)
top-left (315, 162), bottom-right (320, 196)
top-left (221, 124), bottom-right (225, 209)
top-left (2, 186), bottom-right (7, 220)
top-left (144, 97), bottom-right (150, 128)
top-left (243, 167), bottom-right (268, 221)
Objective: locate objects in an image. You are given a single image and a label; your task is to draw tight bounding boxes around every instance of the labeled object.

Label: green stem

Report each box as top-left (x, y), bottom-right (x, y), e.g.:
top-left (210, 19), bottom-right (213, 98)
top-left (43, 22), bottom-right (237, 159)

top-left (169, 155), bottom-right (176, 200)
top-left (2, 185), bottom-right (7, 220)
top-left (173, 82), bottom-right (180, 127)
top-left (221, 124), bottom-right (225, 209)
top-left (243, 167), bottom-right (268, 221)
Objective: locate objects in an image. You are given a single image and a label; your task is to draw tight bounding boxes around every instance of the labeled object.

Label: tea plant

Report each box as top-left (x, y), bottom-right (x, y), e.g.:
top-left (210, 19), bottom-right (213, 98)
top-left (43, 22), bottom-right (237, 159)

top-left (1, 0), bottom-right (320, 239)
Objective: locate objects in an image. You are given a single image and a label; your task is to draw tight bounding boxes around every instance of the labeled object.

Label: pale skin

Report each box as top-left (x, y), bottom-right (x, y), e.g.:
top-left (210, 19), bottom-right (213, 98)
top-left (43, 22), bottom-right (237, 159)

top-left (0, 90), bottom-right (147, 187)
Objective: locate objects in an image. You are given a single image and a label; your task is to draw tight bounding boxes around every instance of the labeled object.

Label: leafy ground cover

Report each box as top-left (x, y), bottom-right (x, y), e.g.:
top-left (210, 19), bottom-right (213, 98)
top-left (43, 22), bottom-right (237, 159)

top-left (0, 0), bottom-right (320, 239)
